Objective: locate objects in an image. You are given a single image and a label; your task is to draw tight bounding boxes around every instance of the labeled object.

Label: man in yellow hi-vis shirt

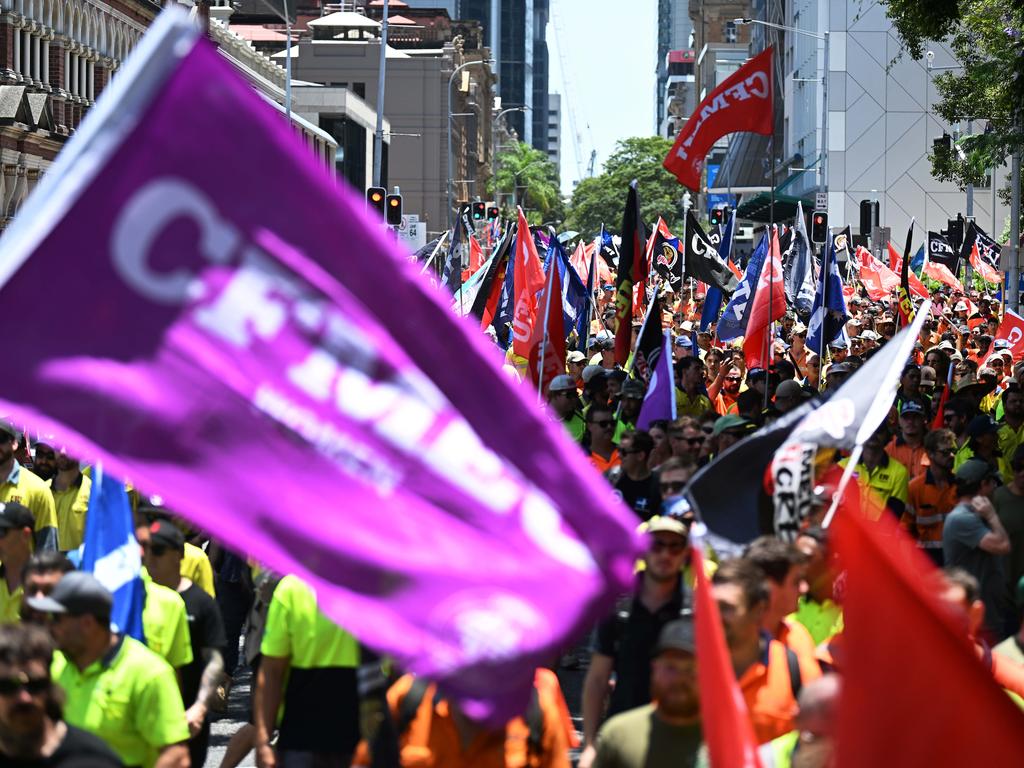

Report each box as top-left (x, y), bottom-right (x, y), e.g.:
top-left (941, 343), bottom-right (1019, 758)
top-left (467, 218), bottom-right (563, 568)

top-left (254, 574), bottom-right (361, 768)
top-left (0, 423), bottom-right (58, 551)
top-left (29, 571), bottom-right (190, 768)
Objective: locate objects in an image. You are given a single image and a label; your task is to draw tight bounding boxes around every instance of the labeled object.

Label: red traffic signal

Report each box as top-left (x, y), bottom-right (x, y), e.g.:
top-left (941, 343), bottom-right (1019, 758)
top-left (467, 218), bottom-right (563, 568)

top-left (487, 205), bottom-right (499, 221)
top-left (386, 193), bottom-right (403, 226)
top-left (709, 208), bottom-right (723, 226)
top-left (811, 210), bottom-right (829, 244)
top-left (472, 202), bottom-right (487, 221)
top-left (366, 186), bottom-right (386, 217)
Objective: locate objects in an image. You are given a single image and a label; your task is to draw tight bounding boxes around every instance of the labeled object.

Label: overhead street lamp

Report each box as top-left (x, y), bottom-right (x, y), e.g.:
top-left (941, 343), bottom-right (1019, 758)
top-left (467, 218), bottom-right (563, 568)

top-left (735, 18), bottom-right (830, 201)
top-left (447, 58), bottom-right (492, 232)
top-left (511, 159), bottom-right (545, 209)
top-left (493, 105), bottom-right (529, 205)
top-left (259, 0), bottom-right (293, 122)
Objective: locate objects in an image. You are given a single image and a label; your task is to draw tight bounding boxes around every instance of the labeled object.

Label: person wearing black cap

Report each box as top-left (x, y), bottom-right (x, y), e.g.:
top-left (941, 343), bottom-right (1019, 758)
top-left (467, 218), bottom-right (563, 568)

top-left (960, 414), bottom-right (1003, 473)
top-left (0, 622), bottom-right (121, 766)
top-left (143, 521), bottom-right (226, 768)
top-left (614, 380), bottom-right (646, 442)
top-left (0, 423), bottom-right (58, 553)
top-left (546, 374), bottom-right (586, 441)
top-left (590, 616), bottom-right (704, 768)
top-left (943, 458), bottom-right (1014, 638)
top-left (29, 571), bottom-right (190, 768)
top-left (0, 502), bottom-right (35, 624)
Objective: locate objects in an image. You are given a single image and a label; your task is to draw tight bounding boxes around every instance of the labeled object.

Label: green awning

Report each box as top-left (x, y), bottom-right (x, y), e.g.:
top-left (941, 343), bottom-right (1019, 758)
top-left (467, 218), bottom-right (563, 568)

top-left (735, 192), bottom-right (817, 223)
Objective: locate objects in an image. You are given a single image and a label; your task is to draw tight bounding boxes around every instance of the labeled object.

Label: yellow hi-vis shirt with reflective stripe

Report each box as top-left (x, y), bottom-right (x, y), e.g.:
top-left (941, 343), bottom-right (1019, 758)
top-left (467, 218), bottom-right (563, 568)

top-left (53, 637), bottom-right (190, 768)
top-left (142, 576), bottom-right (193, 669)
top-left (48, 472), bottom-right (91, 552)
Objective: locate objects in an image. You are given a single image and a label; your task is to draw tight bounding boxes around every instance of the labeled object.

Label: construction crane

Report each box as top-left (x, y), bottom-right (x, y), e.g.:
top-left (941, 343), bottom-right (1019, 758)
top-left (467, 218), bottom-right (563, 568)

top-left (550, 0), bottom-right (596, 183)
top-left (587, 149), bottom-right (597, 178)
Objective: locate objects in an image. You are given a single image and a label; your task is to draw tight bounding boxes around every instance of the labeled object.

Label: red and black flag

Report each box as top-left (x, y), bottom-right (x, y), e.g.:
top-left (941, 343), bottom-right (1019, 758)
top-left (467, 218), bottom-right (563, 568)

top-left (897, 218), bottom-right (915, 328)
top-left (614, 181), bottom-right (646, 366)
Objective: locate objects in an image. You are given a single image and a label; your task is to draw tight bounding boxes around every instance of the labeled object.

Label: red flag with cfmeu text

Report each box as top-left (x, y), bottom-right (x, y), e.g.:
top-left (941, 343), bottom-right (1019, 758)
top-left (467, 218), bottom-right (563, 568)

top-left (663, 48), bottom-right (774, 190)
top-left (833, 506), bottom-right (1024, 765)
top-left (511, 207), bottom-right (546, 361)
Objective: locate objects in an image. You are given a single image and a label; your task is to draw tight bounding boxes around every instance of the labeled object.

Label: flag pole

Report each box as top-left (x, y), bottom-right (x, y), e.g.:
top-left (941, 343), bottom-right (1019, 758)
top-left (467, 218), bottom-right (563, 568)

top-left (419, 230), bottom-right (449, 275)
top-left (818, 240), bottom-right (828, 391)
top-left (822, 442), bottom-right (863, 529)
top-left (537, 245), bottom-right (558, 401)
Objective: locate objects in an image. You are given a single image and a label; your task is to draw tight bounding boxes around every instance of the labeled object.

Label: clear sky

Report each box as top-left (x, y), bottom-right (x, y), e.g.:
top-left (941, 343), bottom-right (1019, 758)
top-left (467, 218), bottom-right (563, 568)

top-left (546, 0), bottom-right (657, 195)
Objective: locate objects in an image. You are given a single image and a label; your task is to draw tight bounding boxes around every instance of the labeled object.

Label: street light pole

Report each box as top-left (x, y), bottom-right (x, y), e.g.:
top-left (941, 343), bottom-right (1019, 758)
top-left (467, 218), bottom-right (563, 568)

top-left (493, 105), bottom-right (528, 206)
top-left (736, 18), bottom-right (829, 199)
top-left (448, 59), bottom-right (488, 233)
top-left (372, 0), bottom-right (389, 188)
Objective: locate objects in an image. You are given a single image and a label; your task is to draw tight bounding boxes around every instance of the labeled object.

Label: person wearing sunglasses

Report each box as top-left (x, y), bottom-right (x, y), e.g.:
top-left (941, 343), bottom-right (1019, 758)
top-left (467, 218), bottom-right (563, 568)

top-left (0, 622), bottom-right (122, 766)
top-left (0, 502), bottom-right (35, 625)
top-left (584, 405), bottom-right (620, 475)
top-left (608, 431), bottom-right (660, 521)
top-left (579, 516), bottom-right (689, 768)
top-left (27, 571), bottom-right (191, 768)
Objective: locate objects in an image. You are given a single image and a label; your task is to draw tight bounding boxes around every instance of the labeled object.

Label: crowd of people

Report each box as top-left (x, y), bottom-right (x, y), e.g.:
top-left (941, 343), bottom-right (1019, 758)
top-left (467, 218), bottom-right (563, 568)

top-left (3, 255), bottom-right (1024, 768)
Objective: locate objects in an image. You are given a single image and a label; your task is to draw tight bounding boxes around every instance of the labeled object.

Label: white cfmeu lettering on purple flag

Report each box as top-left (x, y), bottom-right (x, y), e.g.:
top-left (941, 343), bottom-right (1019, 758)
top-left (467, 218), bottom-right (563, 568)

top-left (109, 178), bottom-right (594, 571)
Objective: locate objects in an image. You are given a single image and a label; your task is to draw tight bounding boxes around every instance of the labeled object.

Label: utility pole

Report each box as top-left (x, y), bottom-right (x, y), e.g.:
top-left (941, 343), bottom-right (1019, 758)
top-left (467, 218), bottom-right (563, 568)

top-left (1009, 138), bottom-right (1021, 312)
top-left (372, 0), bottom-right (389, 188)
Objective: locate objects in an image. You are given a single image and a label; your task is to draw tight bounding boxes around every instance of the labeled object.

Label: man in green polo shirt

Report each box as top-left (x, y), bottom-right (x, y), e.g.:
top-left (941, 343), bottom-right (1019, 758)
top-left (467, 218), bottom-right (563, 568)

top-left (254, 574), bottom-right (361, 768)
top-left (47, 450), bottom-right (91, 553)
top-left (28, 571), bottom-right (190, 768)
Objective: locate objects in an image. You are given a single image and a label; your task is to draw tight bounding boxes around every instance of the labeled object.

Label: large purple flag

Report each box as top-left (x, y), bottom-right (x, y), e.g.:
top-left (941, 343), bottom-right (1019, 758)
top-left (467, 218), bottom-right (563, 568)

top-left (636, 331), bottom-right (676, 430)
top-left (0, 10), bottom-right (640, 720)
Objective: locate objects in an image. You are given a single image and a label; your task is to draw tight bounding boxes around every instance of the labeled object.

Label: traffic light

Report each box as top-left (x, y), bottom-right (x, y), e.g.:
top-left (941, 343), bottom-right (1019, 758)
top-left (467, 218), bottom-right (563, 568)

top-left (709, 208), bottom-right (723, 226)
top-left (946, 215), bottom-right (964, 250)
top-left (487, 205), bottom-right (499, 221)
top-left (811, 210), bottom-right (829, 244)
top-left (859, 199), bottom-right (879, 236)
top-left (366, 186), bottom-right (386, 217)
top-left (472, 201), bottom-right (486, 221)
top-left (386, 193), bottom-right (403, 226)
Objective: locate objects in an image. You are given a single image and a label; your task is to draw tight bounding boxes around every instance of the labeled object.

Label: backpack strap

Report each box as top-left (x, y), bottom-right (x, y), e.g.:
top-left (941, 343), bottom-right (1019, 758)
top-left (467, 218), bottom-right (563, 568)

top-left (397, 677), bottom-right (432, 736)
top-left (785, 647), bottom-right (803, 700)
top-left (518, 685), bottom-right (545, 767)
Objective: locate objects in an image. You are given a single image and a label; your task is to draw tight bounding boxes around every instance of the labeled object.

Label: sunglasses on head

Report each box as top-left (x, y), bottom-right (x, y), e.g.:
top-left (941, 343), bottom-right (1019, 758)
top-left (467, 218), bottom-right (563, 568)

top-left (142, 542), bottom-right (169, 557)
top-left (0, 673), bottom-right (49, 697)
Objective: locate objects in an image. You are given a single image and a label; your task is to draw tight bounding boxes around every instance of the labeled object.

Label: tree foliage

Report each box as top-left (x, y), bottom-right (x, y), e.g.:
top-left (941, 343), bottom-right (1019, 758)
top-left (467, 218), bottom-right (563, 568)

top-left (490, 141), bottom-right (563, 226)
top-left (882, 0), bottom-right (1024, 224)
top-left (562, 136), bottom-right (687, 239)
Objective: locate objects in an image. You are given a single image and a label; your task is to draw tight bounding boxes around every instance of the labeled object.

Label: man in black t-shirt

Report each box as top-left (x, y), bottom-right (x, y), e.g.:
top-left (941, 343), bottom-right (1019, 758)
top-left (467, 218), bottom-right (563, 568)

top-left (0, 623), bottom-right (121, 767)
top-left (609, 431), bottom-right (661, 520)
top-left (143, 521), bottom-right (227, 768)
top-left (579, 516), bottom-right (689, 768)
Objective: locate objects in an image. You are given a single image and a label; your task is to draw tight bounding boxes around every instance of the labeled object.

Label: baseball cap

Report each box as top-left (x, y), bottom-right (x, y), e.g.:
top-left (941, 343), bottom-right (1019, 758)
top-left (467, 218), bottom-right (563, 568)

top-left (993, 339), bottom-right (1011, 350)
top-left (954, 300), bottom-right (968, 312)
top-left (712, 414), bottom-right (752, 437)
top-left (548, 374), bottom-right (577, 392)
top-left (954, 458), bottom-right (998, 485)
top-left (828, 362), bottom-right (853, 376)
top-left (774, 379), bottom-right (804, 400)
top-left (620, 380), bottom-right (646, 399)
top-left (900, 401), bottom-right (926, 417)
top-left (646, 515), bottom-right (688, 538)
top-left (581, 365), bottom-right (608, 384)
top-left (920, 366), bottom-right (937, 386)
top-left (0, 421), bottom-right (16, 440)
top-left (567, 351), bottom-right (586, 364)
top-left (0, 501), bottom-right (34, 532)
top-left (966, 414), bottom-right (1000, 438)
top-left (675, 335), bottom-right (693, 348)
top-left (653, 615), bottom-right (696, 656)
top-left (26, 571), bottom-right (113, 618)
top-left (828, 339), bottom-right (848, 350)
top-left (148, 519), bottom-right (185, 551)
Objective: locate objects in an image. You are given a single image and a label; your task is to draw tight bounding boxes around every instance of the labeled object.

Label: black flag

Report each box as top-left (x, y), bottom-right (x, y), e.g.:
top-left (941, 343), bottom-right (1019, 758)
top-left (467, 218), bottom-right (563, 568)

top-left (469, 222), bottom-right (515, 321)
top-left (631, 290), bottom-right (664, 383)
top-left (960, 221), bottom-right (1002, 269)
top-left (927, 231), bottom-right (959, 273)
top-left (684, 210), bottom-right (739, 293)
top-left (686, 303), bottom-right (931, 550)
